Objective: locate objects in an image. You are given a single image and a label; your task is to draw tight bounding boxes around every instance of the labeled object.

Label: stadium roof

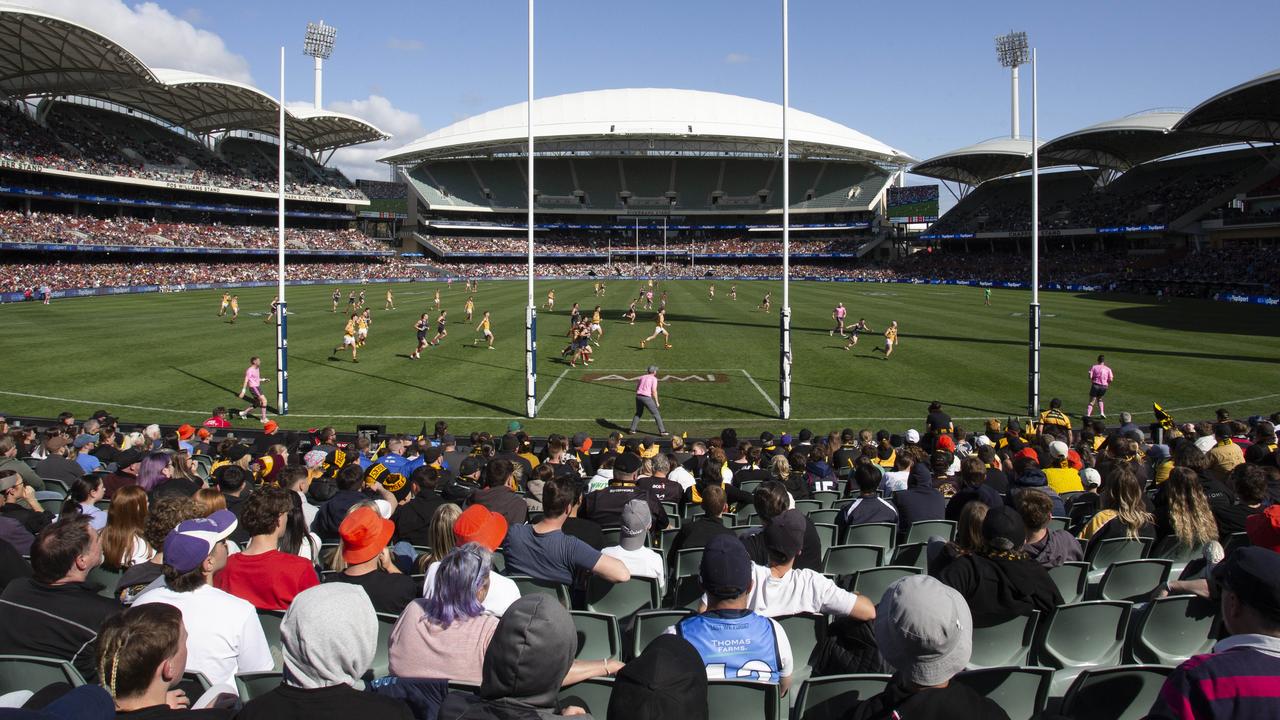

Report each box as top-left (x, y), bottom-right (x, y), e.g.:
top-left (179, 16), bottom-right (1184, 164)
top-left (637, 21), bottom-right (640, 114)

top-left (1038, 111), bottom-right (1227, 171)
top-left (380, 88), bottom-right (914, 166)
top-left (1175, 67), bottom-right (1280, 141)
top-left (910, 137), bottom-right (1074, 185)
top-left (0, 6), bottom-right (387, 152)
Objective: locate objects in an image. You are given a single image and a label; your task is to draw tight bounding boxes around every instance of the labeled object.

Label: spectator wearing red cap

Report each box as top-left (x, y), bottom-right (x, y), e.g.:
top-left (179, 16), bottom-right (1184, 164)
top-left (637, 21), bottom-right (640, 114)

top-left (175, 424), bottom-right (196, 456)
top-left (423, 504), bottom-right (519, 616)
top-left (324, 506), bottom-right (416, 616)
top-left (214, 487), bottom-right (319, 610)
top-left (202, 407), bottom-right (231, 430)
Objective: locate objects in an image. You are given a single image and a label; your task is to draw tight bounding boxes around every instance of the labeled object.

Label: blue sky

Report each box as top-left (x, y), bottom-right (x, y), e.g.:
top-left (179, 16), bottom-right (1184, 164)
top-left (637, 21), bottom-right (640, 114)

top-left (16, 0), bottom-right (1280, 187)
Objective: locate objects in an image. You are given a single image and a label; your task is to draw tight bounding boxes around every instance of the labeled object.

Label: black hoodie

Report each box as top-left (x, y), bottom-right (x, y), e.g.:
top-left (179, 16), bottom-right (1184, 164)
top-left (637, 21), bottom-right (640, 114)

top-left (607, 634), bottom-right (708, 720)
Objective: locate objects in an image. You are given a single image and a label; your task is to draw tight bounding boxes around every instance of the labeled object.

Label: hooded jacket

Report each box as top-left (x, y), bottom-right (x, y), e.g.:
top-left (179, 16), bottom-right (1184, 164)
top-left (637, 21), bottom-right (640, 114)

top-left (1023, 528), bottom-right (1084, 569)
top-left (607, 634), bottom-right (708, 720)
top-left (1009, 467), bottom-right (1066, 516)
top-left (437, 594), bottom-right (582, 720)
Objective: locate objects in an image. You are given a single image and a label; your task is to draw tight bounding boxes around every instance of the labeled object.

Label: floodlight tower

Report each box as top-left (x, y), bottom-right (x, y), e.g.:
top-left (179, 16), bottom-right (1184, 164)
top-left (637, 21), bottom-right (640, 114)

top-left (303, 20), bottom-right (337, 109)
top-left (995, 31), bottom-right (1029, 138)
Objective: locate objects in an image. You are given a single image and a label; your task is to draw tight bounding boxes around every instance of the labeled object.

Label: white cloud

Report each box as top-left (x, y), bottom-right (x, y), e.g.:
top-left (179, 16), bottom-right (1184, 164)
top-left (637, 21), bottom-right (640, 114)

top-left (387, 37), bottom-right (424, 52)
top-left (293, 95), bottom-right (427, 181)
top-left (8, 0), bottom-right (253, 84)
top-left (725, 52), bottom-right (750, 64)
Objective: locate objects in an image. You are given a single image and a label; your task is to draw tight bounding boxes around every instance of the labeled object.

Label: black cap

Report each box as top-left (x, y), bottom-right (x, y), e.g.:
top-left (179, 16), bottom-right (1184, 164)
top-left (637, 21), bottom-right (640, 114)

top-left (700, 534), bottom-right (752, 599)
top-left (759, 431), bottom-right (775, 444)
top-left (764, 509), bottom-right (806, 560)
top-left (112, 448), bottom-right (144, 471)
top-left (440, 434), bottom-right (456, 445)
top-left (798, 428), bottom-right (813, 443)
top-left (1213, 546), bottom-right (1280, 622)
top-left (613, 452), bottom-right (642, 476)
top-left (460, 456), bottom-right (485, 477)
top-left (982, 505), bottom-right (1027, 552)
top-left (572, 432), bottom-right (589, 446)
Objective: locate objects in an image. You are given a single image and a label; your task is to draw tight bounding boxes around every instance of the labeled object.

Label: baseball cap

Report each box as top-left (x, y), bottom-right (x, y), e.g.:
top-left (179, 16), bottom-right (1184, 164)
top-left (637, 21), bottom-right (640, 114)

top-left (905, 429), bottom-right (921, 444)
top-left (303, 449), bottom-right (328, 470)
top-left (763, 509), bottom-right (806, 560)
top-left (759, 431), bottom-right (775, 445)
top-left (974, 435), bottom-right (994, 448)
top-left (453, 504), bottom-right (508, 551)
top-left (112, 448), bottom-right (144, 471)
top-left (73, 433), bottom-right (98, 449)
top-left (46, 435), bottom-right (68, 452)
top-left (263, 420), bottom-right (279, 434)
top-left (459, 455), bottom-right (485, 477)
top-left (1080, 467), bottom-right (1102, 488)
top-left (440, 433), bottom-right (456, 446)
top-left (936, 435), bottom-right (956, 452)
top-left (613, 452), bottom-right (642, 475)
top-left (700, 533), bottom-right (752, 599)
top-left (1245, 505), bottom-right (1280, 553)
top-left (1048, 441), bottom-right (1069, 461)
top-left (982, 506), bottom-right (1028, 551)
top-left (176, 424), bottom-right (195, 440)
top-left (620, 499), bottom-right (652, 550)
top-left (780, 433), bottom-right (792, 446)
top-left (875, 575), bottom-right (972, 687)
top-left (339, 507), bottom-right (395, 565)
top-left (1015, 447), bottom-right (1040, 464)
top-left (163, 510), bottom-right (238, 573)
top-left (798, 429), bottom-right (813, 443)
top-left (507, 420), bottom-right (523, 433)
top-left (1212, 546), bottom-right (1280, 622)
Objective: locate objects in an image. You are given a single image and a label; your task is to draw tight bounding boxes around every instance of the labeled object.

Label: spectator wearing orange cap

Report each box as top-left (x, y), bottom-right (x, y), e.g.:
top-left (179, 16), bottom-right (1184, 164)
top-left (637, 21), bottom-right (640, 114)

top-left (323, 506), bottom-right (416, 616)
top-left (423, 504), bottom-right (520, 617)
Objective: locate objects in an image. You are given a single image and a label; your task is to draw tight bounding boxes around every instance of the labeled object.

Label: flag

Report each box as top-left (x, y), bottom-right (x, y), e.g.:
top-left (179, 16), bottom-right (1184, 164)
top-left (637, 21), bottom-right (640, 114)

top-left (1153, 403), bottom-right (1175, 431)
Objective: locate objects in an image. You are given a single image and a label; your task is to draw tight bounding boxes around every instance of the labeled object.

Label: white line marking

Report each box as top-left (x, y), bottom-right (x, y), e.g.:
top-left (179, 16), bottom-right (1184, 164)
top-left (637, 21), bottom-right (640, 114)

top-left (741, 369), bottom-right (780, 415)
top-left (535, 368), bottom-right (570, 414)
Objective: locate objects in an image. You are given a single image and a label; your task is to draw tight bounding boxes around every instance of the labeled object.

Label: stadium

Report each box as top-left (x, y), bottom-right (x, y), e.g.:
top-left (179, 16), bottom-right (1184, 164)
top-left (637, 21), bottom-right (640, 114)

top-left (0, 4), bottom-right (1279, 720)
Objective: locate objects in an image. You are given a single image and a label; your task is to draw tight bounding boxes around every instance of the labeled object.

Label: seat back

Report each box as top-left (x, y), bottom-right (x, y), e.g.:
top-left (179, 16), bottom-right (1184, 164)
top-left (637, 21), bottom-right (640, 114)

top-left (821, 544), bottom-right (884, 575)
top-left (557, 676), bottom-right (615, 717)
top-left (904, 520), bottom-right (956, 544)
top-left (811, 491), bottom-right (841, 509)
top-left (851, 566), bottom-right (922, 604)
top-left (673, 548), bottom-right (704, 580)
top-left (569, 611), bottom-right (620, 660)
top-left (629, 609), bottom-right (692, 661)
top-left (794, 499), bottom-right (824, 514)
top-left (774, 613), bottom-right (827, 673)
top-left (1059, 665), bottom-right (1174, 720)
top-left (1095, 559), bottom-right (1172, 602)
top-left (87, 565), bottom-right (123, 601)
top-left (600, 527), bottom-right (622, 547)
top-left (0, 656), bottom-right (84, 695)
top-left (811, 523), bottom-right (839, 557)
top-left (585, 576), bottom-right (660, 619)
top-left (890, 541), bottom-right (928, 570)
top-left (369, 612), bottom-right (398, 679)
top-left (669, 575), bottom-right (705, 610)
top-left (706, 680), bottom-right (781, 720)
top-left (793, 674), bottom-right (891, 720)
top-left (235, 672), bottom-right (282, 701)
top-left (968, 612), bottom-right (1039, 669)
top-left (807, 509), bottom-right (841, 525)
top-left (840, 522), bottom-right (896, 550)
top-left (1126, 594), bottom-right (1215, 665)
top-left (508, 575), bottom-right (571, 607)
top-left (1034, 601), bottom-right (1132, 672)
top-left (1048, 516), bottom-right (1071, 533)
top-left (255, 609), bottom-right (286, 672)
top-left (1084, 537), bottom-right (1151, 572)
top-left (952, 666), bottom-right (1052, 720)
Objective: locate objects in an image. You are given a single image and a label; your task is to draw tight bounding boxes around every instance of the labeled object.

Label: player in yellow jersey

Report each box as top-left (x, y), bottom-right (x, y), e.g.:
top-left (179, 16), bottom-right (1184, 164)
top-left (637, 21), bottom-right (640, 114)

top-left (385, 288), bottom-right (395, 310)
top-left (874, 321), bottom-right (899, 359)
top-left (218, 293), bottom-right (230, 317)
top-left (589, 305), bottom-right (604, 345)
top-left (228, 295), bottom-right (239, 323)
top-left (729, 284), bottom-right (737, 300)
top-left (433, 289), bottom-right (441, 312)
top-left (708, 283), bottom-right (715, 301)
top-left (473, 311), bottom-right (495, 349)
top-left (331, 316), bottom-right (359, 362)
top-left (464, 295), bottom-right (475, 322)
top-left (639, 309), bottom-right (672, 349)
top-left (544, 289), bottom-right (556, 311)
top-left (356, 310), bottom-right (371, 348)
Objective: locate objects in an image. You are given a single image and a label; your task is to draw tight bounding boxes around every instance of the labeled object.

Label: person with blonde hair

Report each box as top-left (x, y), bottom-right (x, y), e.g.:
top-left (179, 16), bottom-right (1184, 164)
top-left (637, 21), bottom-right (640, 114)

top-left (192, 488), bottom-right (227, 517)
top-left (100, 485), bottom-right (152, 571)
top-left (421, 502), bottom-right (462, 570)
top-left (1079, 466), bottom-right (1155, 542)
top-left (1154, 467), bottom-right (1219, 551)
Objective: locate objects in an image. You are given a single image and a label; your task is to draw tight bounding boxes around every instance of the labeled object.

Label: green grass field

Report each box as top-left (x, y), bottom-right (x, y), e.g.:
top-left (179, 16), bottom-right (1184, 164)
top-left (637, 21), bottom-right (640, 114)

top-left (2, 279), bottom-right (1277, 436)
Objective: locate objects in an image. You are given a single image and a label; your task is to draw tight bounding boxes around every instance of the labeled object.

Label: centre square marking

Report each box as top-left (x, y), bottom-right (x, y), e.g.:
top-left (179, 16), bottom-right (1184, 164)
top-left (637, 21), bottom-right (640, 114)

top-left (582, 371), bottom-right (729, 383)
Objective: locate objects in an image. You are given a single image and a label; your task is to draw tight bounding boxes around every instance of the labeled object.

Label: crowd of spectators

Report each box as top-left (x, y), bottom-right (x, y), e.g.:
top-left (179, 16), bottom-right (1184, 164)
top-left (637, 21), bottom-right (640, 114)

top-left (427, 234), bottom-right (863, 255)
top-left (0, 103), bottom-right (365, 201)
top-left (0, 404), bottom-right (1277, 718)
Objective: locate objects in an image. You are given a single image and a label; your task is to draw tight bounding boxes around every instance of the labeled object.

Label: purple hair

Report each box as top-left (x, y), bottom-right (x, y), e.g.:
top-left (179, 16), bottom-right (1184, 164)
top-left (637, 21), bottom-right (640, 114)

top-left (135, 452), bottom-right (171, 492)
top-left (424, 543), bottom-right (489, 628)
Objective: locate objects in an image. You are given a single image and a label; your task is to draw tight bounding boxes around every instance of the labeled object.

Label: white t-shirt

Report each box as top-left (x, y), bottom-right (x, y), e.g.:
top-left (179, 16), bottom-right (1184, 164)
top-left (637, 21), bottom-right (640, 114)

top-left (667, 466), bottom-right (695, 491)
top-left (296, 491), bottom-right (319, 528)
top-left (738, 563), bottom-right (859, 618)
top-left (880, 470), bottom-right (909, 496)
top-left (601, 544), bottom-right (666, 592)
top-left (423, 563), bottom-right (520, 617)
top-left (127, 536), bottom-right (154, 567)
top-left (133, 583), bottom-right (274, 691)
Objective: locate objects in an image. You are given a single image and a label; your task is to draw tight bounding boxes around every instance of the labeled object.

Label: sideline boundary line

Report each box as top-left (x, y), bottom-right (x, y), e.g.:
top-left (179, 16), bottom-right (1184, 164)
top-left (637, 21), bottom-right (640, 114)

top-left (741, 369), bottom-right (781, 416)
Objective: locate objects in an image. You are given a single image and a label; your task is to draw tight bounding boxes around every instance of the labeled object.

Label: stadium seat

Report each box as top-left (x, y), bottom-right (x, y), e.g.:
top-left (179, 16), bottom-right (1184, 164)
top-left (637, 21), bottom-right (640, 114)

top-left (794, 500), bottom-right (824, 514)
top-left (774, 613), bottom-right (827, 674)
top-left (811, 523), bottom-right (839, 557)
top-left (807, 509), bottom-right (841, 525)
top-left (628, 609), bottom-right (692, 661)
top-left (840, 523), bottom-right (896, 550)
top-left (1092, 559), bottom-right (1172, 602)
top-left (508, 575), bottom-right (571, 608)
top-left (890, 542), bottom-right (929, 570)
top-left (570, 611), bottom-right (620, 660)
top-left (1058, 665), bottom-right (1173, 720)
top-left (235, 672), bottom-right (282, 701)
top-left (584, 576), bottom-right (661, 619)
top-left (672, 548), bottom-right (704, 582)
top-left (0, 656), bottom-right (84, 695)
top-left (793, 674), bottom-right (892, 720)
top-left (668, 575), bottom-right (705, 610)
top-left (658, 528), bottom-right (680, 560)
top-left (1223, 531), bottom-right (1250, 556)
top-left (558, 677), bottom-right (615, 717)
top-left (811, 491), bottom-right (840, 509)
top-left (1048, 562), bottom-right (1089, 604)
top-left (1125, 594), bottom-right (1215, 665)
top-left (39, 479), bottom-right (69, 496)
top-left (733, 525), bottom-right (763, 537)
top-left (1034, 601), bottom-right (1133, 695)
top-left (707, 679), bottom-right (782, 720)
top-left (821, 544), bottom-right (884, 575)
top-left (1048, 517), bottom-right (1071, 533)
top-left (904, 520), bottom-right (956, 545)
top-left (850, 566), bottom-right (922, 604)
top-left (952, 666), bottom-right (1052, 720)
top-left (490, 550), bottom-right (505, 574)
top-left (1150, 538), bottom-right (1203, 579)
top-left (661, 502), bottom-right (679, 520)
top-left (86, 565), bottom-right (122, 601)
top-left (33, 490), bottom-right (63, 504)
top-left (968, 612), bottom-right (1039, 670)
top-left (179, 671), bottom-right (211, 697)
top-left (369, 612), bottom-right (398, 679)
top-left (256, 609), bottom-right (286, 672)
top-left (1084, 537), bottom-right (1152, 575)
top-left (600, 527), bottom-right (621, 547)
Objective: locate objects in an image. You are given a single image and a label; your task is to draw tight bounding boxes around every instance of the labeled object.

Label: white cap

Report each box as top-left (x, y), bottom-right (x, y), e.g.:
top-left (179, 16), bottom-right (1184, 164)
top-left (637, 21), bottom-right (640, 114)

top-left (905, 429), bottom-right (921, 444)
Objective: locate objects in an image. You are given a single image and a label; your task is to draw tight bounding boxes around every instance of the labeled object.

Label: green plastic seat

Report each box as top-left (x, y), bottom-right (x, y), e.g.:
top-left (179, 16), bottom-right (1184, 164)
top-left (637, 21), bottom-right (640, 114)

top-left (793, 674), bottom-right (891, 720)
top-left (890, 541), bottom-right (928, 570)
top-left (1126, 594), bottom-right (1215, 665)
top-left (774, 613), bottom-right (827, 674)
top-left (851, 566), bottom-right (922, 604)
top-left (177, 671), bottom-right (211, 699)
top-left (807, 509), bottom-right (841, 525)
top-left (369, 612), bottom-right (398, 679)
top-left (840, 522), bottom-right (896, 550)
top-left (0, 655), bottom-right (84, 695)
top-left (707, 680), bottom-right (782, 720)
top-left (794, 499), bottom-right (824, 514)
top-left (811, 523), bottom-right (839, 557)
top-left (1150, 537), bottom-right (1204, 579)
top-left (1048, 516), bottom-right (1071, 533)
top-left (811, 491), bottom-right (841, 509)
top-left (669, 575), bottom-right (705, 610)
top-left (658, 528), bottom-right (680, 561)
top-left (508, 575), bottom-right (571, 607)
top-left (557, 676), bottom-right (615, 717)
top-left (821, 544), bottom-right (884, 575)
top-left (600, 527), bottom-right (621, 547)
top-left (672, 548), bottom-right (704, 582)
top-left (1047, 562), bottom-right (1089, 604)
top-left (904, 519), bottom-right (956, 544)
top-left (968, 612), bottom-right (1039, 669)
top-left (87, 565), bottom-right (123, 601)
top-left (569, 610), bottom-right (620, 660)
top-left (952, 666), bottom-right (1052, 720)
top-left (628, 609), bottom-right (692, 661)
top-left (584, 575), bottom-right (661, 620)
top-left (1093, 559), bottom-right (1172, 602)
top-left (255, 609), bottom-right (286, 672)
top-left (1059, 665), bottom-right (1174, 720)
top-left (1033, 600), bottom-right (1132, 696)
top-left (235, 672), bottom-right (282, 701)
top-left (733, 525), bottom-right (762, 537)
top-left (1084, 537), bottom-right (1152, 574)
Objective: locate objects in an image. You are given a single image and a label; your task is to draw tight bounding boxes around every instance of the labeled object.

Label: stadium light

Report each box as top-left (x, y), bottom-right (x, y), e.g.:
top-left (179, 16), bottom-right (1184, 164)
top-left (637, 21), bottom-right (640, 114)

top-left (303, 20), bottom-right (337, 109)
top-left (995, 30), bottom-right (1029, 138)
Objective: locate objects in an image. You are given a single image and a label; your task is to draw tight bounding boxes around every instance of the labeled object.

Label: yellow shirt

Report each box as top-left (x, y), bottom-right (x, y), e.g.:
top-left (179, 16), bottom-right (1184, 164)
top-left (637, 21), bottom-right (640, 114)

top-left (591, 310), bottom-right (601, 323)
top-left (479, 318), bottom-right (490, 331)
top-left (885, 327), bottom-right (898, 341)
top-left (344, 320), bottom-right (356, 335)
top-left (1040, 408), bottom-right (1073, 430)
top-left (1044, 465), bottom-right (1084, 494)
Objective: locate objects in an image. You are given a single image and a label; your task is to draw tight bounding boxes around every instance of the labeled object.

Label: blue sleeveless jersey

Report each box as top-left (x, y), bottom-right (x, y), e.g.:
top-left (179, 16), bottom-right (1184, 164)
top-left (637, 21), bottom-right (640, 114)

top-left (676, 609), bottom-right (783, 683)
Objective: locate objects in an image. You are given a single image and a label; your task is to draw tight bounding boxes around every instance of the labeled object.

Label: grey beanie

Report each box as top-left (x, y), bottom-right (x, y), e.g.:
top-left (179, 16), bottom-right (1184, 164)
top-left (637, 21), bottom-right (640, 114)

top-left (874, 575), bottom-right (972, 687)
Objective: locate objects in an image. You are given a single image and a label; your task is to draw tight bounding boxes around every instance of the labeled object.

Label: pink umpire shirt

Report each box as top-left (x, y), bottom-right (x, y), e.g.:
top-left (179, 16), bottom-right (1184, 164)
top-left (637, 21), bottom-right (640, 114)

top-left (1088, 364), bottom-right (1113, 387)
top-left (636, 373), bottom-right (658, 397)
